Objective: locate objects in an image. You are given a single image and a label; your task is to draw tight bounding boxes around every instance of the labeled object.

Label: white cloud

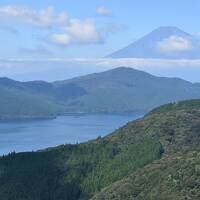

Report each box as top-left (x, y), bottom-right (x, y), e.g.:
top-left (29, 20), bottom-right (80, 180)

top-left (66, 19), bottom-right (102, 43)
top-left (157, 36), bottom-right (193, 53)
top-left (50, 34), bottom-right (72, 46)
top-left (0, 5), bottom-right (122, 47)
top-left (2, 58), bottom-right (200, 69)
top-left (49, 19), bottom-right (102, 46)
top-left (94, 58), bottom-right (200, 69)
top-left (193, 32), bottom-right (200, 39)
top-left (99, 22), bottom-right (127, 39)
top-left (0, 5), bottom-right (68, 27)
top-left (96, 7), bottom-right (111, 16)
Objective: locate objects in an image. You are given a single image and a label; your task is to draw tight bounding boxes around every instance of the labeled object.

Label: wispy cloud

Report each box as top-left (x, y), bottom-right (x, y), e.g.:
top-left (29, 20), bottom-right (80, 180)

top-left (49, 19), bottom-right (103, 46)
top-left (0, 5), bottom-right (68, 27)
top-left (96, 7), bottom-right (111, 16)
top-left (1, 58), bottom-right (200, 82)
top-left (0, 5), bottom-right (122, 47)
top-left (156, 36), bottom-right (193, 53)
top-left (100, 22), bottom-right (127, 36)
top-left (49, 20), bottom-right (126, 47)
top-left (2, 58), bottom-right (200, 69)
top-left (0, 25), bottom-right (18, 34)
top-left (193, 32), bottom-right (200, 40)
top-left (19, 45), bottom-right (52, 56)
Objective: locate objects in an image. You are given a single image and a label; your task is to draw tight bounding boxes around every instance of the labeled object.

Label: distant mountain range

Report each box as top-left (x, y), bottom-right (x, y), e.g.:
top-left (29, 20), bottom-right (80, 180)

top-left (1, 67), bottom-right (200, 120)
top-left (107, 26), bottom-right (200, 59)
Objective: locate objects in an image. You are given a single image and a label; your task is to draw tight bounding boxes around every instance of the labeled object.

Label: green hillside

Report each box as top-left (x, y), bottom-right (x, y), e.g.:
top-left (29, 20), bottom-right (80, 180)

top-left (1, 67), bottom-right (200, 120)
top-left (0, 99), bottom-right (200, 199)
top-left (0, 77), bottom-right (86, 120)
top-left (0, 86), bottom-right (59, 120)
top-left (93, 151), bottom-right (200, 200)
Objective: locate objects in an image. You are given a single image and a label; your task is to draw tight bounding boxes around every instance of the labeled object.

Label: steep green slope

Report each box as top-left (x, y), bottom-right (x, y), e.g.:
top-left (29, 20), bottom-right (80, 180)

top-left (93, 151), bottom-right (200, 200)
top-left (0, 99), bottom-right (200, 199)
top-left (93, 99), bottom-right (200, 199)
top-left (0, 136), bottom-right (161, 200)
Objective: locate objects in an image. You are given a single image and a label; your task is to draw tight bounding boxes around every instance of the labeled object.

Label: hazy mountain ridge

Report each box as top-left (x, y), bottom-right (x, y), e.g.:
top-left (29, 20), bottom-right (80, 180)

top-left (0, 77), bottom-right (87, 120)
top-left (57, 67), bottom-right (200, 113)
top-left (1, 67), bottom-right (200, 119)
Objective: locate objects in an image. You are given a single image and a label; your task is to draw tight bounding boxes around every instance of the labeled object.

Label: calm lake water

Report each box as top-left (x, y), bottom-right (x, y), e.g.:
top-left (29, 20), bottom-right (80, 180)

top-left (0, 113), bottom-right (142, 155)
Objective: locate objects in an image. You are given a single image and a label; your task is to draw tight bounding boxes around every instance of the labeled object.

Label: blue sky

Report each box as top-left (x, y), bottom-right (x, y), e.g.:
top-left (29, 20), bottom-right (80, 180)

top-left (0, 0), bottom-right (200, 81)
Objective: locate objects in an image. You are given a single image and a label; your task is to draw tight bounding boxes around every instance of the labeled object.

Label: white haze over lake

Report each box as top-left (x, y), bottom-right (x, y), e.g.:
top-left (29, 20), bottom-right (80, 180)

top-left (1, 58), bottom-right (200, 83)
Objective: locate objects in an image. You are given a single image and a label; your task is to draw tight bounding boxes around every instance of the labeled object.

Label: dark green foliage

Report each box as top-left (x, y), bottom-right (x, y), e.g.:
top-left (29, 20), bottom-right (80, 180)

top-left (93, 99), bottom-right (200, 199)
top-left (0, 128), bottom-right (162, 199)
top-left (1, 99), bottom-right (200, 199)
top-left (0, 151), bottom-right (82, 200)
top-left (148, 99), bottom-right (200, 115)
top-left (93, 151), bottom-right (200, 200)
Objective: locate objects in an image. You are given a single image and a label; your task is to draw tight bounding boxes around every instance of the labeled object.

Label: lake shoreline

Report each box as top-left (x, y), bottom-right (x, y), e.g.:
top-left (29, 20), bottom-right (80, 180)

top-left (0, 110), bottom-right (146, 123)
top-left (0, 113), bottom-right (142, 156)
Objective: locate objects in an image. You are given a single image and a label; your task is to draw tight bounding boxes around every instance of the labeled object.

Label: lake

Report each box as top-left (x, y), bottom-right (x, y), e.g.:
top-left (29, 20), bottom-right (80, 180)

top-left (0, 113), bottom-right (142, 155)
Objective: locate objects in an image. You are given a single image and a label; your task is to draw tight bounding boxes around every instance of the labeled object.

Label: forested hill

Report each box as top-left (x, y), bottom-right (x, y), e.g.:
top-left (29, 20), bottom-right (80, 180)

top-left (0, 99), bottom-right (200, 199)
top-left (1, 67), bottom-right (200, 120)
top-left (0, 77), bottom-right (86, 120)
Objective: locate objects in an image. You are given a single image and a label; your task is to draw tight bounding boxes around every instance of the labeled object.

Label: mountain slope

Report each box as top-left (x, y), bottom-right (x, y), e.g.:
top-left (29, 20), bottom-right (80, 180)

top-left (1, 67), bottom-right (200, 119)
top-left (93, 151), bottom-right (200, 200)
top-left (0, 77), bottom-right (87, 120)
top-left (0, 99), bottom-right (200, 199)
top-left (56, 67), bottom-right (200, 113)
top-left (0, 83), bottom-right (59, 120)
top-left (93, 99), bottom-right (200, 199)
top-left (107, 26), bottom-right (200, 59)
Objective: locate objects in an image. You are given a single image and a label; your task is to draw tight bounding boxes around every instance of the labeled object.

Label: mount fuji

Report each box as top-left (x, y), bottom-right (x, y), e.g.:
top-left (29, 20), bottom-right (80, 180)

top-left (107, 26), bottom-right (200, 59)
